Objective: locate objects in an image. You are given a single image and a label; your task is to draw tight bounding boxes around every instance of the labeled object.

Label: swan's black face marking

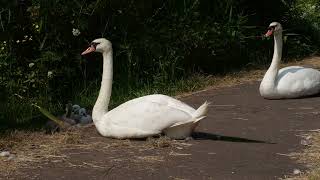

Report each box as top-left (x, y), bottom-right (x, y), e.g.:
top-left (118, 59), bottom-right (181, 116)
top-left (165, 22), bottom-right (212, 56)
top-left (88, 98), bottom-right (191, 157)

top-left (268, 25), bottom-right (276, 30)
top-left (90, 42), bottom-right (100, 48)
top-left (265, 22), bottom-right (281, 37)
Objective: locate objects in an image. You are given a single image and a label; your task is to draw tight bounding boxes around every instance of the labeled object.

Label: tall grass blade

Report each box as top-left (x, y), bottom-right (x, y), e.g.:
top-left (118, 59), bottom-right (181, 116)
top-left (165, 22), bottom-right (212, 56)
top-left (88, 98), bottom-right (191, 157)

top-left (32, 104), bottom-right (64, 127)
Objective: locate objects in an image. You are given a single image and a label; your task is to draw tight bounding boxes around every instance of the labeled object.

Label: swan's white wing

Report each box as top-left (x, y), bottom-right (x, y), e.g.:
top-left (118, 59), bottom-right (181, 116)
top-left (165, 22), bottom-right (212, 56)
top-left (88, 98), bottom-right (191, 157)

top-left (139, 94), bottom-right (196, 114)
top-left (102, 95), bottom-right (196, 138)
top-left (277, 66), bottom-right (304, 79)
top-left (277, 66), bottom-right (320, 96)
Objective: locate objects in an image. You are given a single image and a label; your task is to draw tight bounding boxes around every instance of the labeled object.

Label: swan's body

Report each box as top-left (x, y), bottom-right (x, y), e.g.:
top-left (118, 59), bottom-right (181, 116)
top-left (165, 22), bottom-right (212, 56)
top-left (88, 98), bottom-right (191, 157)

top-left (259, 22), bottom-right (320, 99)
top-left (81, 38), bottom-right (208, 139)
top-left (95, 94), bottom-right (208, 139)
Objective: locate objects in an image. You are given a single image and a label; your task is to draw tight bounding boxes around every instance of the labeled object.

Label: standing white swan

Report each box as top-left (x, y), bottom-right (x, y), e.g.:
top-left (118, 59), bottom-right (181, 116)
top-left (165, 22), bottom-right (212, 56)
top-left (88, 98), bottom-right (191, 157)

top-left (81, 38), bottom-right (209, 139)
top-left (259, 22), bottom-right (320, 99)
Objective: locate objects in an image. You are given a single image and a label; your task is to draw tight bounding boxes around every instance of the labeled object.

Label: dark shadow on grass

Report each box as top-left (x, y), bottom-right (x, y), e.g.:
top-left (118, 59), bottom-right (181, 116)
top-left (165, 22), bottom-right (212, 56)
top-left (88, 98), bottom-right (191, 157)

top-left (192, 132), bottom-right (275, 144)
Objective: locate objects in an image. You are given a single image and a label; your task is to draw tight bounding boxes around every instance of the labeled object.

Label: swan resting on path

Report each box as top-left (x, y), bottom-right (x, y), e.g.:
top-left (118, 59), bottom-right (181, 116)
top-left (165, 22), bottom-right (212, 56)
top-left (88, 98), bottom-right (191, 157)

top-left (81, 38), bottom-right (209, 139)
top-left (259, 22), bottom-right (320, 99)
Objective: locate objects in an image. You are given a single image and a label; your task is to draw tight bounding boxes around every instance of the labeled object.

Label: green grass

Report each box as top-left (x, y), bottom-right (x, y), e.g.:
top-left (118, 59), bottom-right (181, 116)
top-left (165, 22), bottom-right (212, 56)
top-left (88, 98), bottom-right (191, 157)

top-left (73, 73), bottom-right (214, 111)
top-left (0, 73), bottom-right (214, 130)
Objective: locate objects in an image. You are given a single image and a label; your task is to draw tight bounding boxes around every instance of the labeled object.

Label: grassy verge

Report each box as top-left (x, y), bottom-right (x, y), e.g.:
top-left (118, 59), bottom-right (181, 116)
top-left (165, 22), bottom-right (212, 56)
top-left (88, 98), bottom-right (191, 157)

top-left (72, 55), bottom-right (320, 112)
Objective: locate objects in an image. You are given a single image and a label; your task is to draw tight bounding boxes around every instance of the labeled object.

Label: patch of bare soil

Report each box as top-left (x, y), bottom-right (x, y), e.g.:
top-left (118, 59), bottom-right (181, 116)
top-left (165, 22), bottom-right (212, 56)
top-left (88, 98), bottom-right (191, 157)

top-left (1, 56), bottom-right (320, 180)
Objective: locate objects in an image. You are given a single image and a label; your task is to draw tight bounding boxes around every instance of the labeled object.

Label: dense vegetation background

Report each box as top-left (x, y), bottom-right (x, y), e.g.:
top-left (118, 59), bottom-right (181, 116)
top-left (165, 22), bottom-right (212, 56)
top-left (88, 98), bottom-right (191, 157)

top-left (0, 0), bottom-right (319, 128)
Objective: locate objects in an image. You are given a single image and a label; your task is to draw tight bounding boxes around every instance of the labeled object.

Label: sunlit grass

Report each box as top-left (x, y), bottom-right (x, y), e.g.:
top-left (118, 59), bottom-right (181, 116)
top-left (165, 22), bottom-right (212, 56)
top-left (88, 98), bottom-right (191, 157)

top-left (72, 73), bottom-right (214, 110)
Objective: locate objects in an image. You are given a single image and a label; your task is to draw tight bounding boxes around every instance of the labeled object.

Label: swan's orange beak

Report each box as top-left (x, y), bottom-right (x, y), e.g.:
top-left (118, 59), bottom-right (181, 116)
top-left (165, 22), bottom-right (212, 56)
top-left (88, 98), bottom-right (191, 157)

top-left (265, 29), bottom-right (273, 37)
top-left (81, 46), bottom-right (96, 55)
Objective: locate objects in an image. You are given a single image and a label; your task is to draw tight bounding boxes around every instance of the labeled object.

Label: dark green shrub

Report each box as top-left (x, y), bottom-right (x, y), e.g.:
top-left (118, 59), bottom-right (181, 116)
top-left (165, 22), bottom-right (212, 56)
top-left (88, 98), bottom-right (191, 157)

top-left (0, 0), bottom-right (319, 127)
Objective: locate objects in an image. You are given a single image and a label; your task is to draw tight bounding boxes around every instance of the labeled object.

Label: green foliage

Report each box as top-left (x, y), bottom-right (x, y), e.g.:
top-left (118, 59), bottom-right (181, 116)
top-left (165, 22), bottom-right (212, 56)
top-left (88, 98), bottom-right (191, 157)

top-left (289, 0), bottom-right (320, 46)
top-left (0, 0), bottom-right (319, 127)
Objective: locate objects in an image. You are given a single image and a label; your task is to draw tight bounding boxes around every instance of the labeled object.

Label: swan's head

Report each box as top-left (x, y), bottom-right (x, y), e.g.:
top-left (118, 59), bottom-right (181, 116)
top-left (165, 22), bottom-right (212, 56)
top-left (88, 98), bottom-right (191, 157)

top-left (81, 38), bottom-right (112, 55)
top-left (265, 22), bottom-right (282, 37)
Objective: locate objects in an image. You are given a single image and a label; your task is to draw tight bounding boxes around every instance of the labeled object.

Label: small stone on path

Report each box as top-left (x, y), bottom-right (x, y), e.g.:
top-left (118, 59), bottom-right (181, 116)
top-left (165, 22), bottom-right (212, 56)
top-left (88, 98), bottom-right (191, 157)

top-left (293, 168), bottom-right (301, 175)
top-left (300, 139), bottom-right (309, 146)
top-left (7, 154), bottom-right (16, 161)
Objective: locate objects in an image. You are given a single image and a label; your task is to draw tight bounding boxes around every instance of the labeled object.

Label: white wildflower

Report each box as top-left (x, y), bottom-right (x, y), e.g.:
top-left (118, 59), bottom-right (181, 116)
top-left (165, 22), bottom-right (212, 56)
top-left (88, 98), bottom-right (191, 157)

top-left (35, 25), bottom-right (39, 29)
top-left (72, 28), bottom-right (81, 36)
top-left (22, 39), bottom-right (26, 43)
top-left (24, 35), bottom-right (28, 39)
top-left (3, 41), bottom-right (6, 44)
top-left (47, 71), bottom-right (53, 78)
top-left (1, 47), bottom-right (4, 50)
top-left (28, 63), bottom-right (35, 68)
top-left (16, 40), bottom-right (20, 43)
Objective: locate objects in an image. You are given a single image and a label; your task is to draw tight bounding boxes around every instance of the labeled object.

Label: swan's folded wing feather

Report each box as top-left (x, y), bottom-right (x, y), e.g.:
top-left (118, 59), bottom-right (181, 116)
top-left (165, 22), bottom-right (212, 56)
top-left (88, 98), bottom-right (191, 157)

top-left (105, 97), bottom-right (193, 133)
top-left (277, 67), bottom-right (320, 95)
top-left (137, 94), bottom-right (195, 114)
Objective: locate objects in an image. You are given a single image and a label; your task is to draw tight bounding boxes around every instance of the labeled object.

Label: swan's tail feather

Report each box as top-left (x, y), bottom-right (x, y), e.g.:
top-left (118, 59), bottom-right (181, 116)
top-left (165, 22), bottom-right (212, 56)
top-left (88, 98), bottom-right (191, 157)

top-left (164, 101), bottom-right (210, 139)
top-left (163, 102), bottom-right (210, 139)
top-left (192, 101), bottom-right (210, 122)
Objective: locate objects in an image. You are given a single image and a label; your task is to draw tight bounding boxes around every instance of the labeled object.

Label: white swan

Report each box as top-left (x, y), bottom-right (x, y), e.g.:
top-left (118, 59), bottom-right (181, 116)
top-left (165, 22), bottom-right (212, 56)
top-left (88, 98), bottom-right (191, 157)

top-left (81, 38), bottom-right (209, 139)
top-left (259, 22), bottom-right (320, 99)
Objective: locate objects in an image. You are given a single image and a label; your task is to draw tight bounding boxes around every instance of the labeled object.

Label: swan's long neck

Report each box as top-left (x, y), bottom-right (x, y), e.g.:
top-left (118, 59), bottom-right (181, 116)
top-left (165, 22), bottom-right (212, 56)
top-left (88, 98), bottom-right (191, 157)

top-left (92, 50), bottom-right (113, 122)
top-left (262, 32), bottom-right (283, 88)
